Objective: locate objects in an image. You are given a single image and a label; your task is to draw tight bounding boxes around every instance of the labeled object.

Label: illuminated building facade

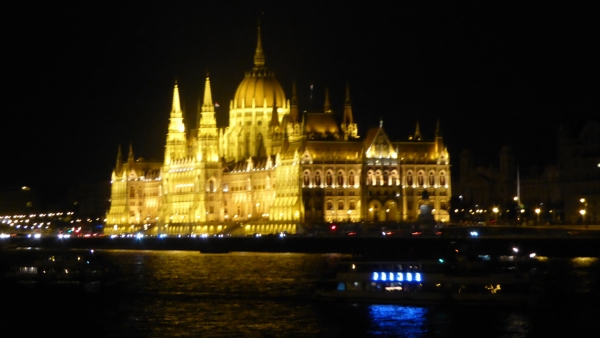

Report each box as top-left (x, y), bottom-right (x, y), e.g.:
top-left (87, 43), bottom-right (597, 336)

top-left (105, 29), bottom-right (451, 235)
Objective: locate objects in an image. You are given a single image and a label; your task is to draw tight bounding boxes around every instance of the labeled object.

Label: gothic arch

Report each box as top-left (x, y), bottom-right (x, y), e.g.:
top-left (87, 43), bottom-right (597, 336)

top-left (368, 200), bottom-right (383, 222)
top-left (337, 170), bottom-right (345, 186)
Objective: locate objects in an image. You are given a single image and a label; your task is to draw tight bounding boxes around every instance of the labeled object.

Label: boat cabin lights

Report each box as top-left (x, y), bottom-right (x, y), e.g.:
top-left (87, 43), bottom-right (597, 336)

top-left (372, 272), bottom-right (422, 282)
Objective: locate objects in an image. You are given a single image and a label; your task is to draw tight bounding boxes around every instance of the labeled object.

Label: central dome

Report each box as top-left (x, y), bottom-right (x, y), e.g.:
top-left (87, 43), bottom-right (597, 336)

top-left (233, 25), bottom-right (286, 109)
top-left (234, 69), bottom-right (286, 109)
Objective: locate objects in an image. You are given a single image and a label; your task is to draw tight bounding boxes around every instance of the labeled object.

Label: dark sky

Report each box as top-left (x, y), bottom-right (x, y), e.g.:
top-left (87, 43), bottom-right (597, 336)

top-left (2, 2), bottom-right (598, 199)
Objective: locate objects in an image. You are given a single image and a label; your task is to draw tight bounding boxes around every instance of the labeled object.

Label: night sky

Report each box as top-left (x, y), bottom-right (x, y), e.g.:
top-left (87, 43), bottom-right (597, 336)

top-left (3, 2), bottom-right (598, 201)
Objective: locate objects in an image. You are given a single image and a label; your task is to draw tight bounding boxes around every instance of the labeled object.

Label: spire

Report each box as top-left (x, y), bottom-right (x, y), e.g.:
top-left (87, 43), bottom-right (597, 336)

top-left (201, 74), bottom-right (214, 113)
top-left (324, 87), bottom-right (332, 113)
top-left (343, 84), bottom-right (354, 124)
top-left (290, 82), bottom-right (299, 123)
top-left (115, 144), bottom-right (123, 173)
top-left (172, 80), bottom-right (182, 113)
top-left (168, 81), bottom-right (185, 133)
top-left (254, 22), bottom-right (265, 68)
top-left (165, 80), bottom-right (187, 164)
top-left (414, 121), bottom-right (422, 141)
top-left (435, 118), bottom-right (441, 137)
top-left (128, 143), bottom-right (134, 165)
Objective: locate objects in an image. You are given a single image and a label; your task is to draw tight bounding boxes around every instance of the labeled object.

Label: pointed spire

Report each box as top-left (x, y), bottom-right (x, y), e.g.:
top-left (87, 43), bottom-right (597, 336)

top-left (254, 22), bottom-right (265, 68)
top-left (380, 118), bottom-right (383, 128)
top-left (201, 74), bottom-right (214, 113)
top-left (168, 81), bottom-right (185, 133)
top-left (414, 121), bottom-right (422, 141)
top-left (343, 84), bottom-right (354, 124)
top-left (324, 87), bottom-right (332, 113)
top-left (128, 144), bottom-right (134, 164)
top-left (290, 82), bottom-right (299, 123)
top-left (172, 81), bottom-right (182, 114)
top-left (435, 118), bottom-right (441, 137)
top-left (116, 144), bottom-right (123, 173)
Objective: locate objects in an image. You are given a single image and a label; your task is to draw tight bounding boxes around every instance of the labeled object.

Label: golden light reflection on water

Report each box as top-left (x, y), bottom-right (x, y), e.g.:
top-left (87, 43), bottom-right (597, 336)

top-left (571, 257), bottom-right (598, 267)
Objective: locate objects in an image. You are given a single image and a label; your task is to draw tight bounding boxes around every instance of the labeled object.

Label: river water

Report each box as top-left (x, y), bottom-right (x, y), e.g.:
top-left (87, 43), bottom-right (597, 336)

top-left (8, 250), bottom-right (600, 337)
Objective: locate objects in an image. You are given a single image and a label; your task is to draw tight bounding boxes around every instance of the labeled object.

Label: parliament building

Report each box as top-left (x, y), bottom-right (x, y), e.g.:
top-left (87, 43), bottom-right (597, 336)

top-left (105, 29), bottom-right (451, 236)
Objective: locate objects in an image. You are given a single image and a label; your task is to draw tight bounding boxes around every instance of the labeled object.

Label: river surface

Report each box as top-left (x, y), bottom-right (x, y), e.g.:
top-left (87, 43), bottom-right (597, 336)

top-left (7, 250), bottom-right (600, 337)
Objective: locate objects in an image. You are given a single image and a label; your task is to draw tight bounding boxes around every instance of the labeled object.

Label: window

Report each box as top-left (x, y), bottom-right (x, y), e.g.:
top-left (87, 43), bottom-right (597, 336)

top-left (349, 201), bottom-right (356, 210)
top-left (349, 172), bottom-right (355, 186)
top-left (326, 190), bottom-right (333, 196)
top-left (326, 172), bottom-right (333, 186)
top-left (337, 172), bottom-right (344, 186)
top-left (428, 172), bottom-right (435, 186)
top-left (315, 172), bottom-right (321, 186)
top-left (209, 206), bottom-right (214, 213)
top-left (337, 191), bottom-right (344, 196)
top-left (407, 172), bottom-right (413, 186)
top-left (338, 201), bottom-right (344, 210)
top-left (440, 172), bottom-right (446, 186)
top-left (130, 187), bottom-right (135, 198)
top-left (303, 173), bottom-right (310, 186)
top-left (327, 200), bottom-right (333, 210)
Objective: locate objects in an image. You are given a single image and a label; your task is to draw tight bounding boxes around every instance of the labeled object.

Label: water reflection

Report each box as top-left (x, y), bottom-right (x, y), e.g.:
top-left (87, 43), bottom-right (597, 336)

top-left (6, 250), bottom-right (600, 337)
top-left (367, 305), bottom-right (428, 337)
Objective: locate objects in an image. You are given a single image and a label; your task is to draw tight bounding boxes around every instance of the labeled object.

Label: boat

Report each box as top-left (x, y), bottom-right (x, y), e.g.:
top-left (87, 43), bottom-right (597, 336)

top-left (316, 255), bottom-right (538, 306)
top-left (0, 248), bottom-right (118, 292)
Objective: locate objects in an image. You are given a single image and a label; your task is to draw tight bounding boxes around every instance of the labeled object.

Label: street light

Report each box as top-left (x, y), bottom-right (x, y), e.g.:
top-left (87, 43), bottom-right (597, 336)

top-left (492, 207), bottom-right (499, 224)
top-left (580, 198), bottom-right (588, 226)
top-left (535, 208), bottom-right (540, 225)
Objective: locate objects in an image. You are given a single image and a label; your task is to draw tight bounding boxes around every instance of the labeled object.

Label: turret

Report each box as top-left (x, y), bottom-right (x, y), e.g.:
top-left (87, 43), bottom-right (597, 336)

top-left (128, 144), bottom-right (134, 166)
top-left (341, 84), bottom-right (358, 139)
top-left (198, 75), bottom-right (219, 162)
top-left (165, 81), bottom-right (188, 164)
top-left (290, 82), bottom-right (299, 123)
top-left (324, 87), bottom-right (332, 114)
top-left (115, 145), bottom-right (123, 174)
top-left (435, 119), bottom-right (444, 155)
top-left (411, 121), bottom-right (422, 141)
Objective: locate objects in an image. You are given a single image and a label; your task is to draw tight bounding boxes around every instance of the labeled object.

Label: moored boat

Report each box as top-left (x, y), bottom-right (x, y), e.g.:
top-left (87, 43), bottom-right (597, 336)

top-left (316, 256), bottom-right (538, 307)
top-left (0, 248), bottom-right (118, 292)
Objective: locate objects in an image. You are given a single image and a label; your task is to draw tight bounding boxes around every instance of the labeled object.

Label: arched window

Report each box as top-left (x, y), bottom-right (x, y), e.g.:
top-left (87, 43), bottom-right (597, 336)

top-left (349, 201), bottom-right (356, 210)
top-left (338, 200), bottom-right (344, 210)
top-left (209, 180), bottom-right (214, 192)
top-left (383, 171), bottom-right (389, 186)
top-left (337, 172), bottom-right (344, 186)
top-left (367, 171), bottom-right (373, 185)
top-left (418, 172), bottom-right (424, 186)
top-left (315, 172), bottom-right (321, 186)
top-left (391, 170), bottom-right (399, 185)
top-left (349, 171), bottom-right (355, 186)
top-left (303, 172), bottom-right (310, 186)
top-left (326, 172), bottom-right (333, 186)
top-left (375, 170), bottom-right (382, 185)
top-left (130, 187), bottom-right (135, 198)
top-left (440, 172), bottom-right (446, 186)
top-left (326, 200), bottom-right (333, 210)
top-left (407, 172), bottom-right (413, 186)
top-left (428, 172), bottom-right (435, 186)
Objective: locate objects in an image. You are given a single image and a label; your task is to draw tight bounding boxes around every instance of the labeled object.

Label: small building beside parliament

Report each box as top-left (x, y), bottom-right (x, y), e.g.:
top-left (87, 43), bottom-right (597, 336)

top-left (105, 30), bottom-right (451, 236)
